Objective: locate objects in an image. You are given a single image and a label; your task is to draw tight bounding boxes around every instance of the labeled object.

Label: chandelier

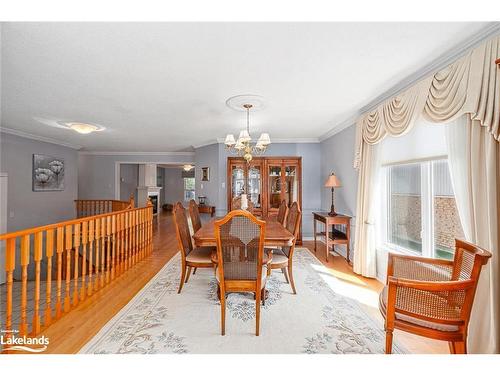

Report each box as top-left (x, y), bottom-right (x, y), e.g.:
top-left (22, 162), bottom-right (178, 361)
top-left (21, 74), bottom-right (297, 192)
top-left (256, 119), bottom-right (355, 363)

top-left (224, 103), bottom-right (271, 162)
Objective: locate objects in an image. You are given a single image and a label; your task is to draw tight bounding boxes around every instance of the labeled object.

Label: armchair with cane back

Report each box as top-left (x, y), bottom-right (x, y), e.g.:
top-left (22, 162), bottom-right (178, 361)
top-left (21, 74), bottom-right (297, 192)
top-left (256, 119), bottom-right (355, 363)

top-left (379, 239), bottom-right (492, 354)
top-left (266, 201), bottom-right (301, 294)
top-left (173, 202), bottom-right (213, 293)
top-left (214, 210), bottom-right (268, 336)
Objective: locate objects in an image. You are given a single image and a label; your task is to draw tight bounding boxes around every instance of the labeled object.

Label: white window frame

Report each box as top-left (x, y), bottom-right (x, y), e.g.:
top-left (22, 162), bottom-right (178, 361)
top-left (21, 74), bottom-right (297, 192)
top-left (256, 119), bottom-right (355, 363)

top-left (380, 156), bottom-right (449, 259)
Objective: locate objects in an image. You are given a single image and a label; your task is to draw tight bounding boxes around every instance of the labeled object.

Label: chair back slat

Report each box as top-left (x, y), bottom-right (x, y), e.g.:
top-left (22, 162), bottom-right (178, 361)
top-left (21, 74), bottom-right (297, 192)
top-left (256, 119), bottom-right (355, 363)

top-left (189, 199), bottom-right (202, 234)
top-left (281, 201), bottom-right (301, 257)
top-left (276, 200), bottom-right (288, 225)
top-left (215, 210), bottom-right (265, 281)
top-left (173, 202), bottom-right (193, 257)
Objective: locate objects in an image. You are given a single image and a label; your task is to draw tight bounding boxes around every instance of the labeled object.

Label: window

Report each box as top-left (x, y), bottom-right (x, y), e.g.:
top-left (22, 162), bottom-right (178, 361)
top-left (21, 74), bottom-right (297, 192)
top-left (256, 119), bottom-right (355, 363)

top-left (183, 177), bottom-right (195, 201)
top-left (382, 158), bottom-right (464, 259)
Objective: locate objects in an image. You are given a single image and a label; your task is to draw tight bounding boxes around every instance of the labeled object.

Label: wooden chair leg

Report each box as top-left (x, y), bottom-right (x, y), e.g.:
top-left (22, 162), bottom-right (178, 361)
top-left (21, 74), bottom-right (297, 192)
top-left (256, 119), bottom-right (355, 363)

top-left (220, 291), bottom-right (226, 336)
top-left (193, 267), bottom-right (197, 275)
top-left (178, 265), bottom-right (186, 294)
top-left (454, 341), bottom-right (466, 354)
top-left (261, 287), bottom-right (266, 306)
top-left (185, 266), bottom-right (193, 283)
top-left (255, 287), bottom-right (261, 336)
top-left (282, 267), bottom-right (290, 283)
top-left (449, 341), bottom-right (456, 354)
top-left (288, 262), bottom-right (297, 294)
top-left (385, 330), bottom-right (393, 354)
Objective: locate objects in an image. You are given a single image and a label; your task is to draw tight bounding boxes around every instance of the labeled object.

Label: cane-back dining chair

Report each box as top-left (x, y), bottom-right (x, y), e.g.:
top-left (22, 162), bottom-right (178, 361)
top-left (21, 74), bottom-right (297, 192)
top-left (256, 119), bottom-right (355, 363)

top-left (276, 199), bottom-right (288, 226)
top-left (214, 210), bottom-right (268, 336)
top-left (379, 239), bottom-right (491, 354)
top-left (173, 202), bottom-right (213, 293)
top-left (188, 199), bottom-right (202, 234)
top-left (267, 201), bottom-right (301, 294)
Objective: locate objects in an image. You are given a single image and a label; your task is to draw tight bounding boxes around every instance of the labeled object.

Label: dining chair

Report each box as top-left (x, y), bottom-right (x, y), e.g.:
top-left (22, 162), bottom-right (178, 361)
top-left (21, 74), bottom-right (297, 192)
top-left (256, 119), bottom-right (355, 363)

top-left (214, 209), bottom-right (267, 336)
top-left (379, 239), bottom-right (491, 354)
top-left (173, 201), bottom-right (214, 293)
top-left (188, 199), bottom-right (202, 234)
top-left (276, 199), bottom-right (288, 225)
top-left (188, 199), bottom-right (211, 276)
top-left (267, 201), bottom-right (301, 294)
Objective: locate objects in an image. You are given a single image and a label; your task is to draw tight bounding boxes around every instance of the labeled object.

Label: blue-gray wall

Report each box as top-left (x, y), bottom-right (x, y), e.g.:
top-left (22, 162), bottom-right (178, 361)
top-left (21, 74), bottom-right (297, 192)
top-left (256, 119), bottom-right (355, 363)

top-left (0, 133), bottom-right (78, 231)
top-left (78, 153), bottom-right (194, 199)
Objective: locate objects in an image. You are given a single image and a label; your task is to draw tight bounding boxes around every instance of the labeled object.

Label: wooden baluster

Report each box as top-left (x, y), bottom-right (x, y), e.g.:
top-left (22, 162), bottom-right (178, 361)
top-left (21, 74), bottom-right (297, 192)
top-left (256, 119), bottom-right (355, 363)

top-left (118, 214), bottom-right (126, 273)
top-left (72, 224), bottom-right (80, 306)
top-left (111, 215), bottom-right (117, 279)
top-left (44, 229), bottom-right (54, 326)
top-left (19, 234), bottom-right (30, 336)
top-left (125, 212), bottom-right (130, 270)
top-left (32, 232), bottom-right (43, 335)
top-left (64, 225), bottom-right (72, 312)
top-left (87, 220), bottom-right (95, 296)
top-left (100, 217), bottom-right (106, 287)
top-left (118, 213), bottom-right (123, 273)
top-left (149, 207), bottom-right (153, 254)
top-left (80, 221), bottom-right (88, 300)
top-left (55, 227), bottom-right (64, 318)
top-left (4, 238), bottom-right (16, 346)
top-left (115, 214), bottom-right (120, 275)
top-left (135, 210), bottom-right (139, 264)
top-left (105, 216), bottom-right (111, 284)
top-left (141, 209), bottom-right (145, 259)
top-left (129, 211), bottom-right (135, 267)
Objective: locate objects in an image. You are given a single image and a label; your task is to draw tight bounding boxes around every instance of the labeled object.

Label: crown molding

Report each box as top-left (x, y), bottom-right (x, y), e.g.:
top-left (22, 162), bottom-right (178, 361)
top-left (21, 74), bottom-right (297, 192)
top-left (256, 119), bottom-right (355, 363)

top-left (78, 150), bottom-right (195, 156)
top-left (319, 22), bottom-right (500, 142)
top-left (0, 127), bottom-right (82, 149)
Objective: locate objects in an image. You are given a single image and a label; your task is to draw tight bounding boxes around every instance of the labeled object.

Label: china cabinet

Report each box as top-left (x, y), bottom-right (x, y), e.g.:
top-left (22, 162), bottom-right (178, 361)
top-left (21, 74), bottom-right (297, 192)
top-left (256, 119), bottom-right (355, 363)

top-left (227, 156), bottom-right (302, 241)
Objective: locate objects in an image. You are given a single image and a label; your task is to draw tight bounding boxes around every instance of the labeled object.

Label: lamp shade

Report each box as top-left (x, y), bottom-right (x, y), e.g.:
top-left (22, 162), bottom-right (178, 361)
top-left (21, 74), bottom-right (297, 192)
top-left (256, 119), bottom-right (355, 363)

top-left (224, 134), bottom-right (236, 146)
top-left (258, 133), bottom-right (271, 145)
top-left (238, 130), bottom-right (251, 142)
top-left (324, 173), bottom-right (341, 188)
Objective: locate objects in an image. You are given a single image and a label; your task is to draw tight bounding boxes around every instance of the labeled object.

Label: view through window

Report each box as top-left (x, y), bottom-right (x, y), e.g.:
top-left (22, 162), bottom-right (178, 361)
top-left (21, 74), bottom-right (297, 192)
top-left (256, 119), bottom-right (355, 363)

top-left (184, 177), bottom-right (195, 201)
top-left (385, 158), bottom-right (464, 259)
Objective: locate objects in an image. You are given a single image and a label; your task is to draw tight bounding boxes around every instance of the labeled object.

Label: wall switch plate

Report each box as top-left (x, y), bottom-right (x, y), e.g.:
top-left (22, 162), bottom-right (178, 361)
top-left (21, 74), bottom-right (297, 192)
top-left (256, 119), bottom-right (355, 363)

top-left (222, 182), bottom-right (225, 188)
top-left (201, 183), bottom-right (204, 189)
top-left (9, 211), bottom-right (14, 218)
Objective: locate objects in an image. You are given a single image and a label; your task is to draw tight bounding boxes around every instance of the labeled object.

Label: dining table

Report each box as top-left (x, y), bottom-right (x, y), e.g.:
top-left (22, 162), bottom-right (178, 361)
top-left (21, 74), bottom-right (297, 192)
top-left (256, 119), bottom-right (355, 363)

top-left (193, 217), bottom-right (294, 248)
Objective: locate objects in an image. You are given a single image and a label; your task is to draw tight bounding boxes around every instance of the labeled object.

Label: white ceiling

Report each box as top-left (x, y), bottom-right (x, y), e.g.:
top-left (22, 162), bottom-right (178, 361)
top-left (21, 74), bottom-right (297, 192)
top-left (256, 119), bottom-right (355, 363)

top-left (0, 22), bottom-right (493, 151)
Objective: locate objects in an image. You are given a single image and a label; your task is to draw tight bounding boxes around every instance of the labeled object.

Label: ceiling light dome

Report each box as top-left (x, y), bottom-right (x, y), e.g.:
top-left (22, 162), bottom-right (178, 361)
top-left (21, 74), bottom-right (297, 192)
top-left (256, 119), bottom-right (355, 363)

top-left (58, 121), bottom-right (106, 134)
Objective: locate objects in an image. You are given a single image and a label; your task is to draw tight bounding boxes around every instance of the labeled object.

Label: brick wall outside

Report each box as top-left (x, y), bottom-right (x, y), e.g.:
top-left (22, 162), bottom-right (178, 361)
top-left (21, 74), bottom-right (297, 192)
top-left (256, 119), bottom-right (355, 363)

top-left (391, 194), bottom-right (464, 251)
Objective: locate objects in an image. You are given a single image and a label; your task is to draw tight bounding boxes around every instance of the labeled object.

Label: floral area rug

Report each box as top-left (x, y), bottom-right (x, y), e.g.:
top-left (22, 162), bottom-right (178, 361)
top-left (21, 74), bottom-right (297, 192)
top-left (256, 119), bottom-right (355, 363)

top-left (80, 248), bottom-right (406, 354)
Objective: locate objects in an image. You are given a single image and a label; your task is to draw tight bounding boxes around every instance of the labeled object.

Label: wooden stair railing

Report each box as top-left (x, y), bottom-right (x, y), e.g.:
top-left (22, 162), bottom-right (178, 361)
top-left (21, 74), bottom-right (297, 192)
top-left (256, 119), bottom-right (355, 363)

top-left (74, 195), bottom-right (135, 218)
top-left (0, 201), bottom-right (152, 353)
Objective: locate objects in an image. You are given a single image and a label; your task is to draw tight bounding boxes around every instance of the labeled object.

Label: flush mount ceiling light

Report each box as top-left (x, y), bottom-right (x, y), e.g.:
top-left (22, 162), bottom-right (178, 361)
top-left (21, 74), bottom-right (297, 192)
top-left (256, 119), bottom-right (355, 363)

top-left (63, 122), bottom-right (105, 134)
top-left (183, 164), bottom-right (194, 171)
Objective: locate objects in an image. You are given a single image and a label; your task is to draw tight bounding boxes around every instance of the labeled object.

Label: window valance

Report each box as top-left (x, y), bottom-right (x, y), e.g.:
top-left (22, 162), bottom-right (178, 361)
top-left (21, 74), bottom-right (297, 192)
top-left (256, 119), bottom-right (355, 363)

top-left (354, 36), bottom-right (500, 169)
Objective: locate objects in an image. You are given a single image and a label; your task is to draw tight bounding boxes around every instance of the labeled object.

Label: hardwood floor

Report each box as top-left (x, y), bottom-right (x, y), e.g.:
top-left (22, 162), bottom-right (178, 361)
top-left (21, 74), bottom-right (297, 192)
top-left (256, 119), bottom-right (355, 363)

top-left (37, 212), bottom-right (447, 354)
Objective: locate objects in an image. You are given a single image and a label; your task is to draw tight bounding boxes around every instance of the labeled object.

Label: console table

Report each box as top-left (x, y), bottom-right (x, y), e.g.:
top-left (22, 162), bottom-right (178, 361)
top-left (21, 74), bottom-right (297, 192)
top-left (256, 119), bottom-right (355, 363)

top-left (198, 205), bottom-right (216, 217)
top-left (312, 212), bottom-right (351, 264)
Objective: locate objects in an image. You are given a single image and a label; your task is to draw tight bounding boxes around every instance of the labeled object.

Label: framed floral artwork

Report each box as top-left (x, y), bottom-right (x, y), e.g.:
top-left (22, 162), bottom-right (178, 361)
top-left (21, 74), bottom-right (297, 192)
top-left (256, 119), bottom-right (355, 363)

top-left (32, 154), bottom-right (65, 191)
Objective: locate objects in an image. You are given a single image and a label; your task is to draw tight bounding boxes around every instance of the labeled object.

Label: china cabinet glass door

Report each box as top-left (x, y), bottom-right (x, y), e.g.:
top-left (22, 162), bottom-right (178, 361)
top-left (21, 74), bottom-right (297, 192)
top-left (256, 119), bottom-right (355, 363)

top-left (284, 165), bottom-right (298, 207)
top-left (248, 164), bottom-right (262, 209)
top-left (268, 164), bottom-right (283, 210)
top-left (231, 164), bottom-right (245, 199)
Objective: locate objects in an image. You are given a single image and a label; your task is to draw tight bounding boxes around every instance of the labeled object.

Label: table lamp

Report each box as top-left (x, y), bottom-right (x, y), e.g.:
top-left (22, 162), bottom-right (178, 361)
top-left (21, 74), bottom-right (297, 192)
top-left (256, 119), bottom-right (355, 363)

top-left (324, 173), bottom-right (341, 216)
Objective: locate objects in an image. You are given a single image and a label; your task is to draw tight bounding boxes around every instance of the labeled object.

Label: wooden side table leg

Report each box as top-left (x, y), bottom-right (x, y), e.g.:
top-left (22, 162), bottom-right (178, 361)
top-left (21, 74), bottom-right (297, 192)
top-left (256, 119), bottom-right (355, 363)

top-left (313, 218), bottom-right (317, 252)
top-left (346, 222), bottom-right (351, 264)
top-left (325, 222), bottom-right (329, 262)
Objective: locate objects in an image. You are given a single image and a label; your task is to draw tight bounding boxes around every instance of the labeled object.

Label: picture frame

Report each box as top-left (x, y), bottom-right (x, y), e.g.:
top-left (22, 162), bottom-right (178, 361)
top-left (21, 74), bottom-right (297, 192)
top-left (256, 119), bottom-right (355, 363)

top-left (32, 154), bottom-right (65, 191)
top-left (201, 167), bottom-right (210, 182)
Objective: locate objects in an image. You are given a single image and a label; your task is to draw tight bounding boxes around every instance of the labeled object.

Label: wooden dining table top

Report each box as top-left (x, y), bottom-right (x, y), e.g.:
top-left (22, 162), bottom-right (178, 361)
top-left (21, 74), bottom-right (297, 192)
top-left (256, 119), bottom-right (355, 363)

top-left (193, 218), bottom-right (294, 247)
